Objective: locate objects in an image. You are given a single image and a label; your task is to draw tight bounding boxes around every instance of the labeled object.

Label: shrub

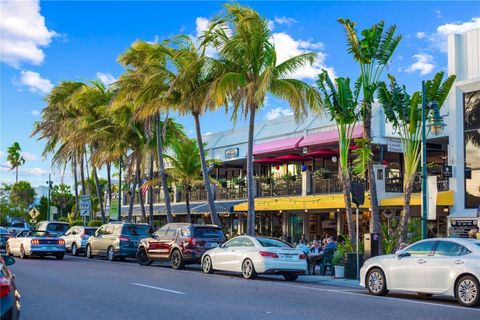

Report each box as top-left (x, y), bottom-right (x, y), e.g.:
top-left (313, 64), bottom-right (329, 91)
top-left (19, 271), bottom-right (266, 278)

top-left (70, 219), bottom-right (85, 227)
top-left (88, 219), bottom-right (103, 227)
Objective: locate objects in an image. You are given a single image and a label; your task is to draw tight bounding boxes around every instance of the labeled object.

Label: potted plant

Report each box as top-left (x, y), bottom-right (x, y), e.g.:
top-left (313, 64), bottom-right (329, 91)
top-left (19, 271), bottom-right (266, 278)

top-left (313, 167), bottom-right (331, 179)
top-left (218, 178), bottom-right (228, 188)
top-left (426, 162), bottom-right (441, 175)
top-left (282, 172), bottom-right (296, 182)
top-left (332, 251), bottom-right (345, 278)
top-left (232, 176), bottom-right (246, 187)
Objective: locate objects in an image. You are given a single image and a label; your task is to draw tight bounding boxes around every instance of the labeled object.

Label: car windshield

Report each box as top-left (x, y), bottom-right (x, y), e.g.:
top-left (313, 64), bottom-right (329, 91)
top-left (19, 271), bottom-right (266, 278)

top-left (256, 237), bottom-right (292, 248)
top-left (123, 225), bottom-right (150, 237)
top-left (84, 228), bottom-right (96, 236)
top-left (46, 223), bottom-right (69, 233)
top-left (194, 227), bottom-right (225, 239)
top-left (8, 222), bottom-right (24, 228)
top-left (30, 231), bottom-right (51, 237)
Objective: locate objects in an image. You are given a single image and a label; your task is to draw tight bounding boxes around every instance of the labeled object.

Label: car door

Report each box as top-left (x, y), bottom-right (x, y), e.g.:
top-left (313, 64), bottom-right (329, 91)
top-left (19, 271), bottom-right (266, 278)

top-left (63, 227), bottom-right (75, 250)
top-left (9, 231), bottom-right (25, 254)
top-left (90, 226), bottom-right (104, 254)
top-left (150, 225), bottom-right (170, 259)
top-left (425, 240), bottom-right (472, 293)
top-left (99, 225), bottom-right (115, 256)
top-left (387, 240), bottom-right (436, 291)
top-left (214, 237), bottom-right (245, 272)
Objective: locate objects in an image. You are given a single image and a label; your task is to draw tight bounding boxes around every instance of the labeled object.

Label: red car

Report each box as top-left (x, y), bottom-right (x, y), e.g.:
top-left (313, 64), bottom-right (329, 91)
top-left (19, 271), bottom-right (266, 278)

top-left (136, 223), bottom-right (226, 269)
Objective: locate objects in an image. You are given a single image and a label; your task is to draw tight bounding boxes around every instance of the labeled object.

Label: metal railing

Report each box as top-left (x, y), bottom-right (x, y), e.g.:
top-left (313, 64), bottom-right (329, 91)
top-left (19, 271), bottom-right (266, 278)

top-left (257, 177), bottom-right (302, 197)
top-left (385, 173), bottom-right (449, 193)
top-left (312, 174), bottom-right (342, 194)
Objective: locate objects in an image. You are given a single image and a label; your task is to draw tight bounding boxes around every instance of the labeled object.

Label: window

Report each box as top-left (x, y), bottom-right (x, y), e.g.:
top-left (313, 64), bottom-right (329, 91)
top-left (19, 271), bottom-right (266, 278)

top-left (464, 90), bottom-right (480, 208)
top-left (241, 238), bottom-right (255, 247)
top-left (193, 227), bottom-right (225, 239)
top-left (405, 241), bottom-right (435, 256)
top-left (154, 226), bottom-right (169, 238)
top-left (181, 227), bottom-right (191, 237)
top-left (46, 223), bottom-right (69, 233)
top-left (256, 237), bottom-right (291, 248)
top-left (434, 241), bottom-right (471, 256)
top-left (96, 227), bottom-right (105, 236)
top-left (123, 225), bottom-right (150, 237)
top-left (224, 237), bottom-right (244, 248)
top-left (103, 226), bottom-right (114, 235)
top-left (84, 228), bottom-right (96, 236)
top-left (165, 227), bottom-right (176, 238)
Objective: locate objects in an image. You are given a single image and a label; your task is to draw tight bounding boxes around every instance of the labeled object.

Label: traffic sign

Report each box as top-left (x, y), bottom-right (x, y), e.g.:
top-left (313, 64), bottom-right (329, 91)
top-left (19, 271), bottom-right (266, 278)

top-left (80, 195), bottom-right (91, 217)
top-left (29, 208), bottom-right (40, 219)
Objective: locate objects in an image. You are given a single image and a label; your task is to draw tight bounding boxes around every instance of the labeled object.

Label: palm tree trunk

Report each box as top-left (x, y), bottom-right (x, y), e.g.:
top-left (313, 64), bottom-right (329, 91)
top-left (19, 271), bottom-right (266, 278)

top-left (128, 165), bottom-right (138, 222)
top-left (80, 152), bottom-right (86, 195)
top-left (15, 167), bottom-right (18, 183)
top-left (117, 158), bottom-right (122, 221)
top-left (106, 162), bottom-right (112, 209)
top-left (73, 153), bottom-right (79, 218)
top-left (246, 106), bottom-right (257, 236)
top-left (364, 106), bottom-right (380, 235)
top-left (156, 113), bottom-right (173, 223)
top-left (137, 158), bottom-right (147, 222)
top-left (93, 165), bottom-right (106, 223)
top-left (185, 187), bottom-right (192, 224)
top-left (148, 154), bottom-right (154, 228)
top-left (193, 113), bottom-right (221, 227)
top-left (398, 179), bottom-right (413, 246)
top-left (340, 171), bottom-right (355, 244)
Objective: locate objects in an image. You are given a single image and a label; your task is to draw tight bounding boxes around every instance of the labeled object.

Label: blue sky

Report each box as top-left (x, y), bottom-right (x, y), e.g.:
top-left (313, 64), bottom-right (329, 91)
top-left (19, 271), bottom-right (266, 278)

top-left (1, 0), bottom-right (479, 187)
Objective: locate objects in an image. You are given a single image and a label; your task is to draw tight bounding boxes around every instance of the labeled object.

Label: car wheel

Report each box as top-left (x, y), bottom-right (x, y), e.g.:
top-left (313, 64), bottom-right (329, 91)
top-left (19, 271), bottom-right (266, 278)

top-left (86, 245), bottom-right (93, 259)
top-left (56, 254), bottom-right (64, 260)
top-left (170, 250), bottom-right (185, 270)
top-left (417, 293), bottom-right (433, 298)
top-left (366, 268), bottom-right (388, 296)
top-left (202, 255), bottom-right (214, 274)
top-left (71, 243), bottom-right (78, 256)
top-left (283, 273), bottom-right (299, 281)
top-left (242, 259), bottom-right (257, 280)
top-left (107, 246), bottom-right (115, 262)
top-left (456, 275), bottom-right (480, 307)
top-left (20, 245), bottom-right (27, 259)
top-left (136, 247), bottom-right (153, 266)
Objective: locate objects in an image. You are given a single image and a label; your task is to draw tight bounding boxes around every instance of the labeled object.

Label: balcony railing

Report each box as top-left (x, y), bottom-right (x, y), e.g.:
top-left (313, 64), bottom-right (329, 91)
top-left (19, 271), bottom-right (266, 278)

top-left (257, 177), bottom-right (302, 197)
top-left (385, 174), bottom-right (450, 193)
top-left (312, 174), bottom-right (342, 194)
top-left (216, 186), bottom-right (247, 200)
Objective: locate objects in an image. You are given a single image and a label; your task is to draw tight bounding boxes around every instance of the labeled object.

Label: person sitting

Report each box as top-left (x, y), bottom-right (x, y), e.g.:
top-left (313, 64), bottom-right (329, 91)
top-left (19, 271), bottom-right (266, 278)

top-left (298, 234), bottom-right (307, 245)
top-left (310, 240), bottom-right (323, 255)
top-left (324, 237), bottom-right (337, 251)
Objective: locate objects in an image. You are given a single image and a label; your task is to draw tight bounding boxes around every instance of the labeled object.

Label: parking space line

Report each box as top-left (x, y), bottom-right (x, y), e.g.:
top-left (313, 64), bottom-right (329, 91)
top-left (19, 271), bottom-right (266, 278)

top-left (132, 282), bottom-right (186, 295)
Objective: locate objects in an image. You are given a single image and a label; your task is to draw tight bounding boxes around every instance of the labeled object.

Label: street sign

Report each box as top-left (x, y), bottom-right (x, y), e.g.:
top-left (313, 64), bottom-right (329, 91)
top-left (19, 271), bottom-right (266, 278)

top-left (80, 195), bottom-right (91, 217)
top-left (29, 208), bottom-right (40, 219)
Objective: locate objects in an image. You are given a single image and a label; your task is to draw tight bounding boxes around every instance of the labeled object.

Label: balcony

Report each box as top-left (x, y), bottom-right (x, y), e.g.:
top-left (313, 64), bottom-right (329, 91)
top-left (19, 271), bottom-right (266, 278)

top-left (385, 173), bottom-right (450, 193)
top-left (257, 176), bottom-right (302, 197)
top-left (312, 174), bottom-right (342, 194)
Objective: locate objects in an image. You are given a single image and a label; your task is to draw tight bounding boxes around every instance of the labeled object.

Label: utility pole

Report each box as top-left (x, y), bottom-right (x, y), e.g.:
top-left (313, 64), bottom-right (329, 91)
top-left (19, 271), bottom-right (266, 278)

top-left (46, 174), bottom-right (53, 221)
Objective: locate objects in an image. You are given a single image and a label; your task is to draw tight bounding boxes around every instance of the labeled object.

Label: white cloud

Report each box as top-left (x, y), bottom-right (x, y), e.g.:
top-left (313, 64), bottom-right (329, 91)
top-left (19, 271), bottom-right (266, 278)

top-left (274, 16), bottom-right (297, 26)
top-left (96, 72), bottom-right (116, 87)
top-left (435, 10), bottom-right (443, 19)
top-left (192, 17), bottom-right (218, 57)
top-left (270, 32), bottom-right (334, 80)
top-left (32, 109), bottom-right (40, 116)
top-left (17, 70), bottom-right (53, 94)
top-left (427, 17), bottom-right (480, 52)
top-left (406, 53), bottom-right (435, 76)
top-left (265, 107), bottom-right (294, 120)
top-left (416, 32), bottom-right (426, 39)
top-left (21, 152), bottom-right (38, 161)
top-left (22, 167), bottom-right (47, 176)
top-left (0, 0), bottom-right (57, 67)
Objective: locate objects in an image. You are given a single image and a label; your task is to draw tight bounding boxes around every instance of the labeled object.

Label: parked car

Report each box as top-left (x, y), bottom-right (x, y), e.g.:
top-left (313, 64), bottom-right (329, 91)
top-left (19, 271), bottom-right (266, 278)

top-left (136, 223), bottom-right (226, 269)
top-left (0, 228), bottom-right (12, 250)
top-left (35, 221), bottom-right (70, 237)
top-left (4, 221), bottom-right (32, 237)
top-left (360, 238), bottom-right (480, 307)
top-left (6, 230), bottom-right (65, 259)
top-left (61, 226), bottom-right (97, 256)
top-left (0, 255), bottom-right (20, 320)
top-left (86, 222), bottom-right (151, 261)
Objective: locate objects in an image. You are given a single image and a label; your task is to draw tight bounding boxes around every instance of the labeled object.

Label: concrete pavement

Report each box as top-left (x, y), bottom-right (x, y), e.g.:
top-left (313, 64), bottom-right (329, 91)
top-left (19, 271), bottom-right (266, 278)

top-left (9, 255), bottom-right (480, 320)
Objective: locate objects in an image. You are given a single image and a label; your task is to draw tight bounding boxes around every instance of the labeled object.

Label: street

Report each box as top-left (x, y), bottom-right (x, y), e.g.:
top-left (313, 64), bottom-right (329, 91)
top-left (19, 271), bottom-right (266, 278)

top-left (9, 255), bottom-right (480, 320)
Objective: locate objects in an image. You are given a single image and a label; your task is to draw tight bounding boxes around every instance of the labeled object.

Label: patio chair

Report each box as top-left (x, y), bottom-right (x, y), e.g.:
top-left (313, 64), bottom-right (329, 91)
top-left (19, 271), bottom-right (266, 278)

top-left (319, 249), bottom-right (334, 276)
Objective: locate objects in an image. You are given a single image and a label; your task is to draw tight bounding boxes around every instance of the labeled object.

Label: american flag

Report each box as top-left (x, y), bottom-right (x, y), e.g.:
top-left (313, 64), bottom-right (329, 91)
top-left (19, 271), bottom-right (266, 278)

top-left (140, 179), bottom-right (149, 199)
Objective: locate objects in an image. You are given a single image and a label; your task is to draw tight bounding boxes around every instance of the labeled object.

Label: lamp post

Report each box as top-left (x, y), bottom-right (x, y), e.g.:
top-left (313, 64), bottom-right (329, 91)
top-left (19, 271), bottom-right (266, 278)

top-left (46, 174), bottom-right (53, 221)
top-left (421, 81), bottom-right (446, 239)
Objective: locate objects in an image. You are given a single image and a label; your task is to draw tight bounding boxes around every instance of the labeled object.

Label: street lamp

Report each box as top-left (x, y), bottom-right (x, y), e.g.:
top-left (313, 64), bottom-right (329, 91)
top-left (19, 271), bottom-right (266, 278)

top-left (421, 81), bottom-right (446, 239)
top-left (46, 174), bottom-right (53, 221)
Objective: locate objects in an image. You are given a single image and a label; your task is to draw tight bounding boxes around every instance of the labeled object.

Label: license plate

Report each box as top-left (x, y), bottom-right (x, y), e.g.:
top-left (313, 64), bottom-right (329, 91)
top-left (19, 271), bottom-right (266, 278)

top-left (281, 254), bottom-right (293, 259)
top-left (210, 242), bottom-right (218, 248)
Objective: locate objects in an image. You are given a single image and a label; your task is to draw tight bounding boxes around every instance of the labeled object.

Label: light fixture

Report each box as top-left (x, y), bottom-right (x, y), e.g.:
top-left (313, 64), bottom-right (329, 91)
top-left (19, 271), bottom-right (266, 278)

top-left (304, 209), bottom-right (308, 213)
top-left (428, 102), bottom-right (446, 136)
top-left (331, 156), bottom-right (337, 163)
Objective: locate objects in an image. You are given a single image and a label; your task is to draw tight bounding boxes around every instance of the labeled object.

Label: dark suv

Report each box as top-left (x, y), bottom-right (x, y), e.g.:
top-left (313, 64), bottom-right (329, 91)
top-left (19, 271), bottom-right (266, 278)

top-left (86, 222), bottom-right (151, 261)
top-left (136, 223), bottom-right (226, 269)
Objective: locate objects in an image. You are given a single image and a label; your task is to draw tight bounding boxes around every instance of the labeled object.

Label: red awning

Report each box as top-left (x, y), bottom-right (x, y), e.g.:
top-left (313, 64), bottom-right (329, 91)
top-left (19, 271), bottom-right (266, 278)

top-left (304, 149), bottom-right (338, 158)
top-left (299, 126), bottom-right (363, 147)
top-left (253, 136), bottom-right (304, 155)
top-left (334, 145), bottom-right (359, 153)
top-left (274, 154), bottom-right (307, 163)
top-left (254, 157), bottom-right (282, 164)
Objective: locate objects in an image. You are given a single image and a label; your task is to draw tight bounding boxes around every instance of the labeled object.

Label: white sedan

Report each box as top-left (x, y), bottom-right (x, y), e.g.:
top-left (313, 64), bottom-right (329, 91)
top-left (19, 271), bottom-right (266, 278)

top-left (360, 238), bottom-right (480, 307)
top-left (201, 236), bottom-right (307, 281)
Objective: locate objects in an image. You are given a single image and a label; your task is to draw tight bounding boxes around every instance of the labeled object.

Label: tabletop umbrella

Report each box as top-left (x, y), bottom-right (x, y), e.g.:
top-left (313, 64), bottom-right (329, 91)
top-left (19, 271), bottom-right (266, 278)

top-left (274, 154), bottom-right (307, 163)
top-left (304, 149), bottom-right (338, 158)
top-left (254, 157), bottom-right (282, 164)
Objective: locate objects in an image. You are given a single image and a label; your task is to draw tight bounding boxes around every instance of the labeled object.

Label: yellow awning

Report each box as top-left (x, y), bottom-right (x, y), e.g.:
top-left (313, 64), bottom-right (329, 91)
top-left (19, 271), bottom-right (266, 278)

top-left (233, 193), bottom-right (371, 212)
top-left (379, 190), bottom-right (454, 207)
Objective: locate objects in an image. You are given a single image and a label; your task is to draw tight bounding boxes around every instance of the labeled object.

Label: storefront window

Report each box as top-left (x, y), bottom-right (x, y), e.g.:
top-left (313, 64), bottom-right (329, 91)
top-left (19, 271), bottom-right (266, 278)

top-left (464, 90), bottom-right (480, 209)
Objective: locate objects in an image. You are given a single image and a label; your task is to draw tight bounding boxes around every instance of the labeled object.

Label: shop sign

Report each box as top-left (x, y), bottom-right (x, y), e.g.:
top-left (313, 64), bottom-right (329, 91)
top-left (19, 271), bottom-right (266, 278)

top-left (442, 165), bottom-right (453, 178)
top-left (387, 138), bottom-right (403, 153)
top-left (225, 148), bottom-right (239, 159)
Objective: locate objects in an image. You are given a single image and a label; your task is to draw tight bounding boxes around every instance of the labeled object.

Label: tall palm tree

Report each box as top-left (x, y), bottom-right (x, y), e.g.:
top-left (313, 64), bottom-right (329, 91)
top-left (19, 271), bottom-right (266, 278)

top-left (338, 18), bottom-right (402, 236)
top-left (317, 70), bottom-right (360, 243)
top-left (378, 72), bottom-right (455, 245)
top-left (169, 36), bottom-right (222, 227)
top-left (202, 4), bottom-right (321, 235)
top-left (7, 142), bottom-right (25, 183)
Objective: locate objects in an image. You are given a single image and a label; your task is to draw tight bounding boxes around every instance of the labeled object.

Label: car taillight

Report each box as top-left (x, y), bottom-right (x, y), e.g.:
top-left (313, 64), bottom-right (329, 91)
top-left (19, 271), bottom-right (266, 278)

top-left (0, 278), bottom-right (11, 298)
top-left (299, 254), bottom-right (306, 260)
top-left (31, 239), bottom-right (40, 245)
top-left (58, 239), bottom-right (65, 245)
top-left (186, 237), bottom-right (197, 246)
top-left (259, 251), bottom-right (279, 258)
top-left (118, 236), bottom-right (130, 242)
top-left (80, 232), bottom-right (85, 239)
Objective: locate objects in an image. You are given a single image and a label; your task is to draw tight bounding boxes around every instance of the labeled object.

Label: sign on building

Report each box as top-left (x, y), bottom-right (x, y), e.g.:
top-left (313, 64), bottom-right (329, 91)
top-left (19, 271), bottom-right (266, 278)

top-left (387, 138), bottom-right (403, 153)
top-left (225, 148), bottom-right (239, 159)
top-left (80, 195), bottom-right (91, 217)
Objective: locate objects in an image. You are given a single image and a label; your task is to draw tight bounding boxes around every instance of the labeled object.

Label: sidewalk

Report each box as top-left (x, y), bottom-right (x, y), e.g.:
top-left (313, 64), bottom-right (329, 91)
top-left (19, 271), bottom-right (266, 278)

top-left (262, 274), bottom-right (362, 288)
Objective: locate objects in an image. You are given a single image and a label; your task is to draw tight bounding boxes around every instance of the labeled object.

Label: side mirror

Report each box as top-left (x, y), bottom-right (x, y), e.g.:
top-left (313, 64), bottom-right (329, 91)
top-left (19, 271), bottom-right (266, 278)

top-left (2, 255), bottom-right (15, 266)
top-left (395, 250), bottom-right (411, 258)
top-left (219, 243), bottom-right (225, 248)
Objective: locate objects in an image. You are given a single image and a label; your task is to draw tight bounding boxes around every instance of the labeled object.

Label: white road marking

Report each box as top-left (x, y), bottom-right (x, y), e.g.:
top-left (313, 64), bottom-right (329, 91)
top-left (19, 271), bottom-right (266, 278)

top-left (132, 282), bottom-right (186, 295)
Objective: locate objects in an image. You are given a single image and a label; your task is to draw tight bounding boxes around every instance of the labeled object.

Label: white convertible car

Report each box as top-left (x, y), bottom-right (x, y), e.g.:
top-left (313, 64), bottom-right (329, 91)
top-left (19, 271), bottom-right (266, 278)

top-left (360, 238), bottom-right (480, 307)
top-left (6, 230), bottom-right (66, 260)
top-left (201, 236), bottom-right (307, 281)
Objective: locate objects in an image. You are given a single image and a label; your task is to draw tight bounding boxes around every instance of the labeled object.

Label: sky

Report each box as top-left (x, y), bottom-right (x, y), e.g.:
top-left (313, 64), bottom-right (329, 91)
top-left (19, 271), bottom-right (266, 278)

top-left (1, 0), bottom-right (479, 188)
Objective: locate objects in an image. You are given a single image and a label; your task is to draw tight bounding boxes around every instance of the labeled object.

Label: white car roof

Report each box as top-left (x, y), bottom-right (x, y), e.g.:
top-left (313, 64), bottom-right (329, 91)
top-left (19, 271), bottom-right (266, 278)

top-left (413, 237), bottom-right (480, 252)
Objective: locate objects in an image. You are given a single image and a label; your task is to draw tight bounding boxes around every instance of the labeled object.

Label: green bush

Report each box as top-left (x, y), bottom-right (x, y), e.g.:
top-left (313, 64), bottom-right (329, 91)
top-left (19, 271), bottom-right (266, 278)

top-left (58, 216), bottom-right (69, 222)
top-left (70, 219), bottom-right (85, 226)
top-left (88, 219), bottom-right (103, 227)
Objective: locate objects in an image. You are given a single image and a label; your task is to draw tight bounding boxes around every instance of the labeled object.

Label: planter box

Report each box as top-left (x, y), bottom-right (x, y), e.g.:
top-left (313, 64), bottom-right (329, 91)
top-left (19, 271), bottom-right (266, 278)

top-left (334, 265), bottom-right (345, 278)
top-left (345, 253), bottom-right (364, 279)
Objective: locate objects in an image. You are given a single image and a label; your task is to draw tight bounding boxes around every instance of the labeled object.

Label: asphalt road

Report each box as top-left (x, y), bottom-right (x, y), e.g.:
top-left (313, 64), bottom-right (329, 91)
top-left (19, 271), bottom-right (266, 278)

top-left (8, 254), bottom-right (480, 320)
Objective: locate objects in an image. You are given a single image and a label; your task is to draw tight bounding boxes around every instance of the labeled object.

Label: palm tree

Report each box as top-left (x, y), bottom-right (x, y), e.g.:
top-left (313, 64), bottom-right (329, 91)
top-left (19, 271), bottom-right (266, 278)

top-left (317, 70), bottom-right (360, 243)
top-left (378, 72), bottom-right (455, 245)
top-left (202, 4), bottom-right (321, 235)
top-left (169, 36), bottom-right (222, 227)
top-left (7, 142), bottom-right (25, 183)
top-left (338, 18), bottom-right (402, 236)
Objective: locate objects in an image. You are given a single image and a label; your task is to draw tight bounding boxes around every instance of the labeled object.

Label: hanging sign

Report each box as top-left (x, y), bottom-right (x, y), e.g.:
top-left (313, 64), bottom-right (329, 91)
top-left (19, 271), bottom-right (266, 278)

top-left (387, 138), bottom-right (403, 153)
